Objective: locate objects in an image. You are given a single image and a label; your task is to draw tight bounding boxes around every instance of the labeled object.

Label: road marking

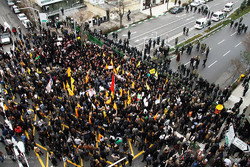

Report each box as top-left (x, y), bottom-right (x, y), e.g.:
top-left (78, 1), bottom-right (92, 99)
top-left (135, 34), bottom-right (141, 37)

top-left (185, 62), bottom-right (190, 66)
top-left (35, 152), bottom-right (45, 167)
top-left (208, 60), bottom-right (218, 68)
top-left (130, 16), bottom-right (190, 40)
top-left (217, 39), bottom-right (225, 45)
top-left (235, 42), bottom-right (242, 47)
top-left (122, 34), bottom-right (127, 36)
top-left (132, 31), bottom-right (137, 34)
top-left (222, 50), bottom-right (231, 57)
top-left (171, 55), bottom-right (177, 60)
top-left (135, 39), bottom-right (139, 42)
top-left (47, 152), bottom-right (49, 167)
top-left (186, 16), bottom-right (194, 21)
top-left (136, 20), bottom-right (195, 47)
top-left (128, 139), bottom-right (134, 156)
top-left (230, 32), bottom-right (237, 36)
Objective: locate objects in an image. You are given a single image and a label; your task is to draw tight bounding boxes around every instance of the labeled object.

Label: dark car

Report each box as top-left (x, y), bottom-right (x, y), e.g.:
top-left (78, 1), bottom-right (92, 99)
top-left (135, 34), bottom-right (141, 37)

top-left (169, 6), bottom-right (184, 14)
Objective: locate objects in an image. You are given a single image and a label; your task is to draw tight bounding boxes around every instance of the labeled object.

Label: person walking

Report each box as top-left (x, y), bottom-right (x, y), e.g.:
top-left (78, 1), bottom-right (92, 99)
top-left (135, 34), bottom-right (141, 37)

top-left (175, 37), bottom-right (178, 46)
top-left (205, 46), bottom-right (210, 58)
top-left (243, 83), bottom-right (249, 96)
top-left (183, 26), bottom-right (186, 35)
top-left (128, 30), bottom-right (131, 39)
top-left (127, 153), bottom-right (134, 166)
top-left (230, 20), bottom-right (234, 28)
top-left (186, 27), bottom-right (189, 36)
top-left (203, 58), bottom-right (207, 67)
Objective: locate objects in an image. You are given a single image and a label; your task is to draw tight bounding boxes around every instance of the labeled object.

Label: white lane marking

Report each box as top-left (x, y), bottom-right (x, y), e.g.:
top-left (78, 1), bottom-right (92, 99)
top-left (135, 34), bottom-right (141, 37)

top-left (122, 34), bottom-right (127, 36)
top-left (186, 16), bottom-right (194, 21)
top-left (131, 31), bottom-right (137, 34)
top-left (222, 50), bottom-right (231, 57)
top-left (136, 20), bottom-right (195, 47)
top-left (208, 60), bottom-right (218, 68)
top-left (171, 55), bottom-right (177, 60)
top-left (217, 39), bottom-right (225, 45)
top-left (185, 62), bottom-right (190, 66)
top-left (230, 32), bottom-right (237, 36)
top-left (130, 16), bottom-right (191, 40)
top-left (235, 42), bottom-right (242, 47)
top-left (134, 39), bottom-right (139, 42)
top-left (212, 3), bottom-right (220, 7)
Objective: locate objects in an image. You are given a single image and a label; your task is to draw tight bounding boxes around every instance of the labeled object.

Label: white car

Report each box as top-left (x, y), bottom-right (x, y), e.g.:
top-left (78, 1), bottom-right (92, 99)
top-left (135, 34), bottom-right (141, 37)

top-left (17, 13), bottom-right (28, 21)
top-left (7, 0), bottom-right (15, 6)
top-left (21, 19), bottom-right (32, 29)
top-left (11, 5), bottom-right (21, 14)
top-left (190, 0), bottom-right (206, 7)
top-left (0, 33), bottom-right (11, 45)
top-left (190, 1), bottom-right (201, 7)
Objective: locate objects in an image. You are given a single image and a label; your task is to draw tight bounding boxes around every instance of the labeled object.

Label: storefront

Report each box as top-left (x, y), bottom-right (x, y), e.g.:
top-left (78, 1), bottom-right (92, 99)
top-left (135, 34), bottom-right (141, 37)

top-left (37, 0), bottom-right (84, 15)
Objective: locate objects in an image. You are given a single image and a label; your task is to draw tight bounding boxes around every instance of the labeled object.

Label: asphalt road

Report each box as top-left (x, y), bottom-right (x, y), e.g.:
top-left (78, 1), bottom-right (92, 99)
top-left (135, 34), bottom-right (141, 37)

top-left (111, 0), bottom-right (243, 50)
top-left (169, 13), bottom-right (249, 87)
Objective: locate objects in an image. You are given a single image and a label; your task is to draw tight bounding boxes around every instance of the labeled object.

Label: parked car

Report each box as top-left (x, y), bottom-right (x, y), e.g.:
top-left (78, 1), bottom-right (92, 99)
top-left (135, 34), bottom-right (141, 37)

top-left (169, 6), bottom-right (184, 14)
top-left (21, 19), bottom-right (32, 29)
top-left (7, 0), bottom-right (15, 6)
top-left (11, 5), bottom-right (21, 14)
top-left (190, 0), bottom-right (201, 7)
top-left (17, 13), bottom-right (28, 21)
top-left (0, 33), bottom-right (11, 45)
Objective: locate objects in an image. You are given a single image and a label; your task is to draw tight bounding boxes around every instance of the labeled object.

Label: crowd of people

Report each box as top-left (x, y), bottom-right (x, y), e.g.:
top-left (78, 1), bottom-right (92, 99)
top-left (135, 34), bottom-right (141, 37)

top-left (0, 17), bottom-right (249, 167)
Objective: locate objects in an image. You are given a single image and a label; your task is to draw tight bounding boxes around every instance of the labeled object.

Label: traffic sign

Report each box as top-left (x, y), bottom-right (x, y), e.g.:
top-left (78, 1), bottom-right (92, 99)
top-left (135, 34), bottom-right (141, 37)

top-left (232, 137), bottom-right (250, 153)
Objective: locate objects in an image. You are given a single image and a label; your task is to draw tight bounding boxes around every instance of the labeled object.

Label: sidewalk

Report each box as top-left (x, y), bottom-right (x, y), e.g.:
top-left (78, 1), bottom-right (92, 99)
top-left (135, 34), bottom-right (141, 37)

top-left (141, 0), bottom-right (188, 16)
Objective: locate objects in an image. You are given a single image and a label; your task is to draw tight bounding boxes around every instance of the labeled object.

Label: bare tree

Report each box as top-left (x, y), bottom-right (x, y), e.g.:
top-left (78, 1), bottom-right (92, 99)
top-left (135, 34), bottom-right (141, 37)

top-left (241, 32), bottom-right (250, 67)
top-left (115, 0), bottom-right (125, 28)
top-left (230, 59), bottom-right (247, 81)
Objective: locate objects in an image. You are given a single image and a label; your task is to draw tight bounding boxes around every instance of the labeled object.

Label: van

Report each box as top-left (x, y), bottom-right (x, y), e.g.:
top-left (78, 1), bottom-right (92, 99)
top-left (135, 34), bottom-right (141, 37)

top-left (194, 18), bottom-right (209, 29)
top-left (223, 2), bottom-right (234, 12)
top-left (211, 11), bottom-right (225, 22)
top-left (21, 19), bottom-right (32, 29)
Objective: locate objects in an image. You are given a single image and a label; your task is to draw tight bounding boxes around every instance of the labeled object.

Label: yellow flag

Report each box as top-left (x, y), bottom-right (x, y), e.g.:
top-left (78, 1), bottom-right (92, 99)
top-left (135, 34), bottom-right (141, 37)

top-left (106, 63), bottom-right (108, 70)
top-left (137, 74), bottom-right (141, 80)
top-left (155, 72), bottom-right (158, 80)
top-left (27, 68), bottom-right (31, 75)
top-left (146, 82), bottom-right (150, 90)
top-left (164, 108), bottom-right (168, 114)
top-left (4, 104), bottom-right (8, 111)
top-left (103, 111), bottom-right (106, 118)
top-left (67, 67), bottom-right (71, 77)
top-left (113, 102), bottom-right (117, 110)
top-left (85, 74), bottom-right (89, 84)
top-left (66, 81), bottom-right (70, 89)
top-left (77, 103), bottom-right (81, 108)
top-left (158, 94), bottom-right (161, 100)
top-left (116, 65), bottom-right (121, 73)
top-left (37, 69), bottom-right (42, 74)
top-left (127, 90), bottom-right (130, 97)
top-left (165, 78), bottom-right (168, 84)
top-left (30, 53), bottom-right (32, 59)
top-left (111, 59), bottom-right (113, 66)
top-left (111, 91), bottom-right (114, 99)
top-left (105, 97), bottom-right (111, 104)
top-left (128, 96), bottom-right (131, 105)
top-left (103, 53), bottom-right (105, 57)
top-left (71, 77), bottom-right (75, 91)
top-left (105, 90), bottom-right (109, 98)
top-left (63, 82), bottom-right (66, 90)
top-left (132, 81), bottom-right (135, 89)
top-left (136, 61), bottom-right (141, 68)
top-left (67, 88), bottom-right (74, 96)
top-left (113, 68), bottom-right (117, 75)
top-left (154, 113), bottom-right (158, 121)
top-left (122, 69), bottom-right (124, 74)
top-left (120, 88), bottom-right (123, 97)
